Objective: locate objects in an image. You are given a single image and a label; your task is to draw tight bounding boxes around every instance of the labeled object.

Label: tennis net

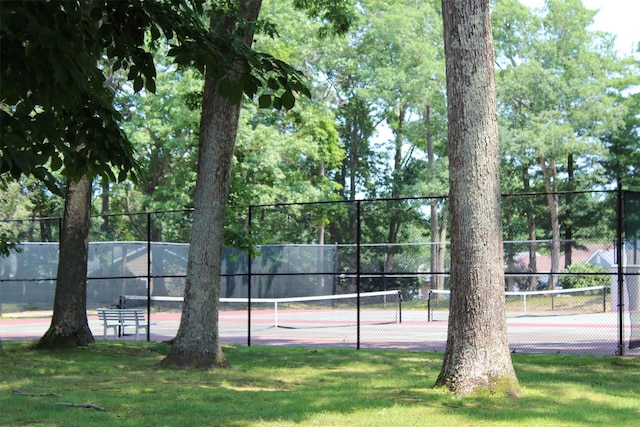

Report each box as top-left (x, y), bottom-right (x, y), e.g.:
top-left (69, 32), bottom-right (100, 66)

top-left (427, 286), bottom-right (609, 321)
top-left (121, 290), bottom-right (402, 330)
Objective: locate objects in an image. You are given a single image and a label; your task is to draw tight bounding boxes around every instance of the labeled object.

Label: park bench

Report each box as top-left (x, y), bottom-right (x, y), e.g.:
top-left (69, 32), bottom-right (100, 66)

top-left (97, 308), bottom-right (148, 340)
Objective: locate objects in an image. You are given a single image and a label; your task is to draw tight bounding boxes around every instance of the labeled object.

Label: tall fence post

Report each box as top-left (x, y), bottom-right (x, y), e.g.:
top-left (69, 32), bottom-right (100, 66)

top-left (247, 205), bottom-right (253, 347)
top-left (356, 200), bottom-right (361, 350)
top-left (146, 212), bottom-right (152, 342)
top-left (616, 183), bottom-right (624, 356)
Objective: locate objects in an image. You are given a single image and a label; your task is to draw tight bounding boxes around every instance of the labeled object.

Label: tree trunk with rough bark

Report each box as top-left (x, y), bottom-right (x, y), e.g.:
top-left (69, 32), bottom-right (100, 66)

top-left (36, 177), bottom-right (94, 349)
top-left (161, 0), bottom-right (263, 369)
top-left (435, 0), bottom-right (519, 396)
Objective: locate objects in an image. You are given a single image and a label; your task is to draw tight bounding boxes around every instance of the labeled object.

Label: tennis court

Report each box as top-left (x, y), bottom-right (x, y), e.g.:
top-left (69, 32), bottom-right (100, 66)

top-left (2, 294), bottom-right (638, 357)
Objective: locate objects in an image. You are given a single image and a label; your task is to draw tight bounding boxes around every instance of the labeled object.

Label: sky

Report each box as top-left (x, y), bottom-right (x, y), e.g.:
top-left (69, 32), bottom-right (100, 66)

top-left (521, 0), bottom-right (640, 55)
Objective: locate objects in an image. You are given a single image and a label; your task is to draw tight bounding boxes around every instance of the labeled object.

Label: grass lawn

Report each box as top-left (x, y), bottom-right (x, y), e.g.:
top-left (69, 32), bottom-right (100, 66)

top-left (1, 340), bottom-right (638, 426)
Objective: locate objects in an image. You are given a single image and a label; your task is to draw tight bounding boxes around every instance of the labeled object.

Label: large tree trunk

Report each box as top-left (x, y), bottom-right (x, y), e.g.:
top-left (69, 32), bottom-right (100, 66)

top-left (162, 0), bottom-right (262, 369)
top-left (436, 0), bottom-right (518, 396)
top-left (36, 177), bottom-right (94, 349)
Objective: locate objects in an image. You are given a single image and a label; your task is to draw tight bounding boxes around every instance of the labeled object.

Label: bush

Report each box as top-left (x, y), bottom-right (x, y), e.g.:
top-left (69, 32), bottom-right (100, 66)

top-left (558, 263), bottom-right (610, 289)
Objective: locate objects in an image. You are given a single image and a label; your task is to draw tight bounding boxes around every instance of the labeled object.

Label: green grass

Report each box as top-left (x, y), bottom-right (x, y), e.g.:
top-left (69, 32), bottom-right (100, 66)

top-left (1, 341), bottom-right (638, 426)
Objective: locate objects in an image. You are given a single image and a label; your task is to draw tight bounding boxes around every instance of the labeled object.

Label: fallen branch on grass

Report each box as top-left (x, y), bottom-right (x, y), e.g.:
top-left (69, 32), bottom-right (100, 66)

top-left (12, 389), bottom-right (61, 397)
top-left (55, 402), bottom-right (106, 412)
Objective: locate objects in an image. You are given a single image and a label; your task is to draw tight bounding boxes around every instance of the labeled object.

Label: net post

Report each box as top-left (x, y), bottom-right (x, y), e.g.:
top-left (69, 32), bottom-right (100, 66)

top-left (398, 290), bottom-right (402, 324)
top-left (602, 286), bottom-right (606, 312)
top-left (274, 301), bottom-right (278, 328)
top-left (427, 290), bottom-right (432, 322)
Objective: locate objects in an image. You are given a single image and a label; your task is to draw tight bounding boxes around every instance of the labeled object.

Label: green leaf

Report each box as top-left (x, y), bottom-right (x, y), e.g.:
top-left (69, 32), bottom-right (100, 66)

top-left (145, 77), bottom-right (156, 94)
top-left (218, 76), bottom-right (231, 98)
top-left (239, 74), bottom-right (258, 98)
top-left (258, 94), bottom-right (272, 108)
top-left (267, 77), bottom-right (279, 90)
top-left (127, 65), bottom-right (139, 81)
top-left (133, 76), bottom-right (144, 93)
top-left (228, 86), bottom-right (243, 106)
top-left (150, 24), bottom-right (161, 41)
top-left (281, 90), bottom-right (296, 110)
top-left (50, 154), bottom-right (63, 171)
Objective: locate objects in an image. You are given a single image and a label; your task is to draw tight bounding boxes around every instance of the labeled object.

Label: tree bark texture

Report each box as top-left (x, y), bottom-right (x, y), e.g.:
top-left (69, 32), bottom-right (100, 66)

top-left (162, 0), bottom-right (263, 368)
top-left (36, 177), bottom-right (94, 349)
top-left (436, 0), bottom-right (518, 395)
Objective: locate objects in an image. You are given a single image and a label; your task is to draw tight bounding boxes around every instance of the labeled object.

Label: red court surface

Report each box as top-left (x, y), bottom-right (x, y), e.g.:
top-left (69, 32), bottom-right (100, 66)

top-left (2, 309), bottom-right (639, 357)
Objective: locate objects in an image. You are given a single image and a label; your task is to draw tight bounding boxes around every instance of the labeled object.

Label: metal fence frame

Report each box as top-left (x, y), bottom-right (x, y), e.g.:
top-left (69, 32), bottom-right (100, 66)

top-left (1, 188), bottom-right (639, 355)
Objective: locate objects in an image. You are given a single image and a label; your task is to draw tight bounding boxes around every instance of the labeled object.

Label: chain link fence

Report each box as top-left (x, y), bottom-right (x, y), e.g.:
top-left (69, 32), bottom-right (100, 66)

top-left (1, 190), bottom-right (639, 355)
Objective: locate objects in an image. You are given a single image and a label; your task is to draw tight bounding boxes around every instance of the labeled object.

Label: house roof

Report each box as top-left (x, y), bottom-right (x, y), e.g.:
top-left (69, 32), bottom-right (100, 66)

top-left (514, 242), bottom-right (615, 272)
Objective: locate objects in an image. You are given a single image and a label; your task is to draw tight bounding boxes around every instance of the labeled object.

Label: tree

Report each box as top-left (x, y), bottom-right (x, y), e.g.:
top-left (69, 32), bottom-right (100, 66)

top-left (0, 1), bottom-right (171, 189)
top-left (494, 0), bottom-right (629, 286)
top-left (355, 0), bottom-right (446, 283)
top-left (602, 75), bottom-right (640, 188)
top-left (435, 0), bottom-right (519, 396)
top-left (116, 53), bottom-right (202, 242)
top-left (304, 1), bottom-right (449, 292)
top-left (3, 0), bottom-right (328, 352)
top-left (2, 1), bottom-right (160, 348)
top-left (161, 0), bottom-right (353, 368)
top-left (161, 1), bottom-right (264, 368)
top-left (2, 0), bottom-right (300, 349)
top-left (35, 177), bottom-right (93, 348)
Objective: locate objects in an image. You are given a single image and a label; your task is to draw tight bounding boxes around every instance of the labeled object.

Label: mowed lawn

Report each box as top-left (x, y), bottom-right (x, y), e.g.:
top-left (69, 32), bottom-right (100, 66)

top-left (1, 341), bottom-right (638, 426)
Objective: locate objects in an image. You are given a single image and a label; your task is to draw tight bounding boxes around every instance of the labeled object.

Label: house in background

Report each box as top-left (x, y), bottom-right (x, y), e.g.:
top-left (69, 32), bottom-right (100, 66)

top-left (514, 243), bottom-right (616, 273)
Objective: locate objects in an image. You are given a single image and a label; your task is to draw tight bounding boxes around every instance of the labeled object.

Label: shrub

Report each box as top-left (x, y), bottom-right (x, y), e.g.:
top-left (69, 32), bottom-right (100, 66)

top-left (558, 263), bottom-right (610, 289)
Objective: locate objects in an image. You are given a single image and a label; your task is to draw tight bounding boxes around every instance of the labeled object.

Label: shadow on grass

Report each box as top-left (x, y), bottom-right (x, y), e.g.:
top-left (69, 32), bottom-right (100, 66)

top-left (1, 341), bottom-right (638, 426)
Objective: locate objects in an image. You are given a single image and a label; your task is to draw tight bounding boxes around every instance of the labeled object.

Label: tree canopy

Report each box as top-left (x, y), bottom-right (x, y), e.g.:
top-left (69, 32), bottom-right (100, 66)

top-left (0, 0), bottom-right (311, 193)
